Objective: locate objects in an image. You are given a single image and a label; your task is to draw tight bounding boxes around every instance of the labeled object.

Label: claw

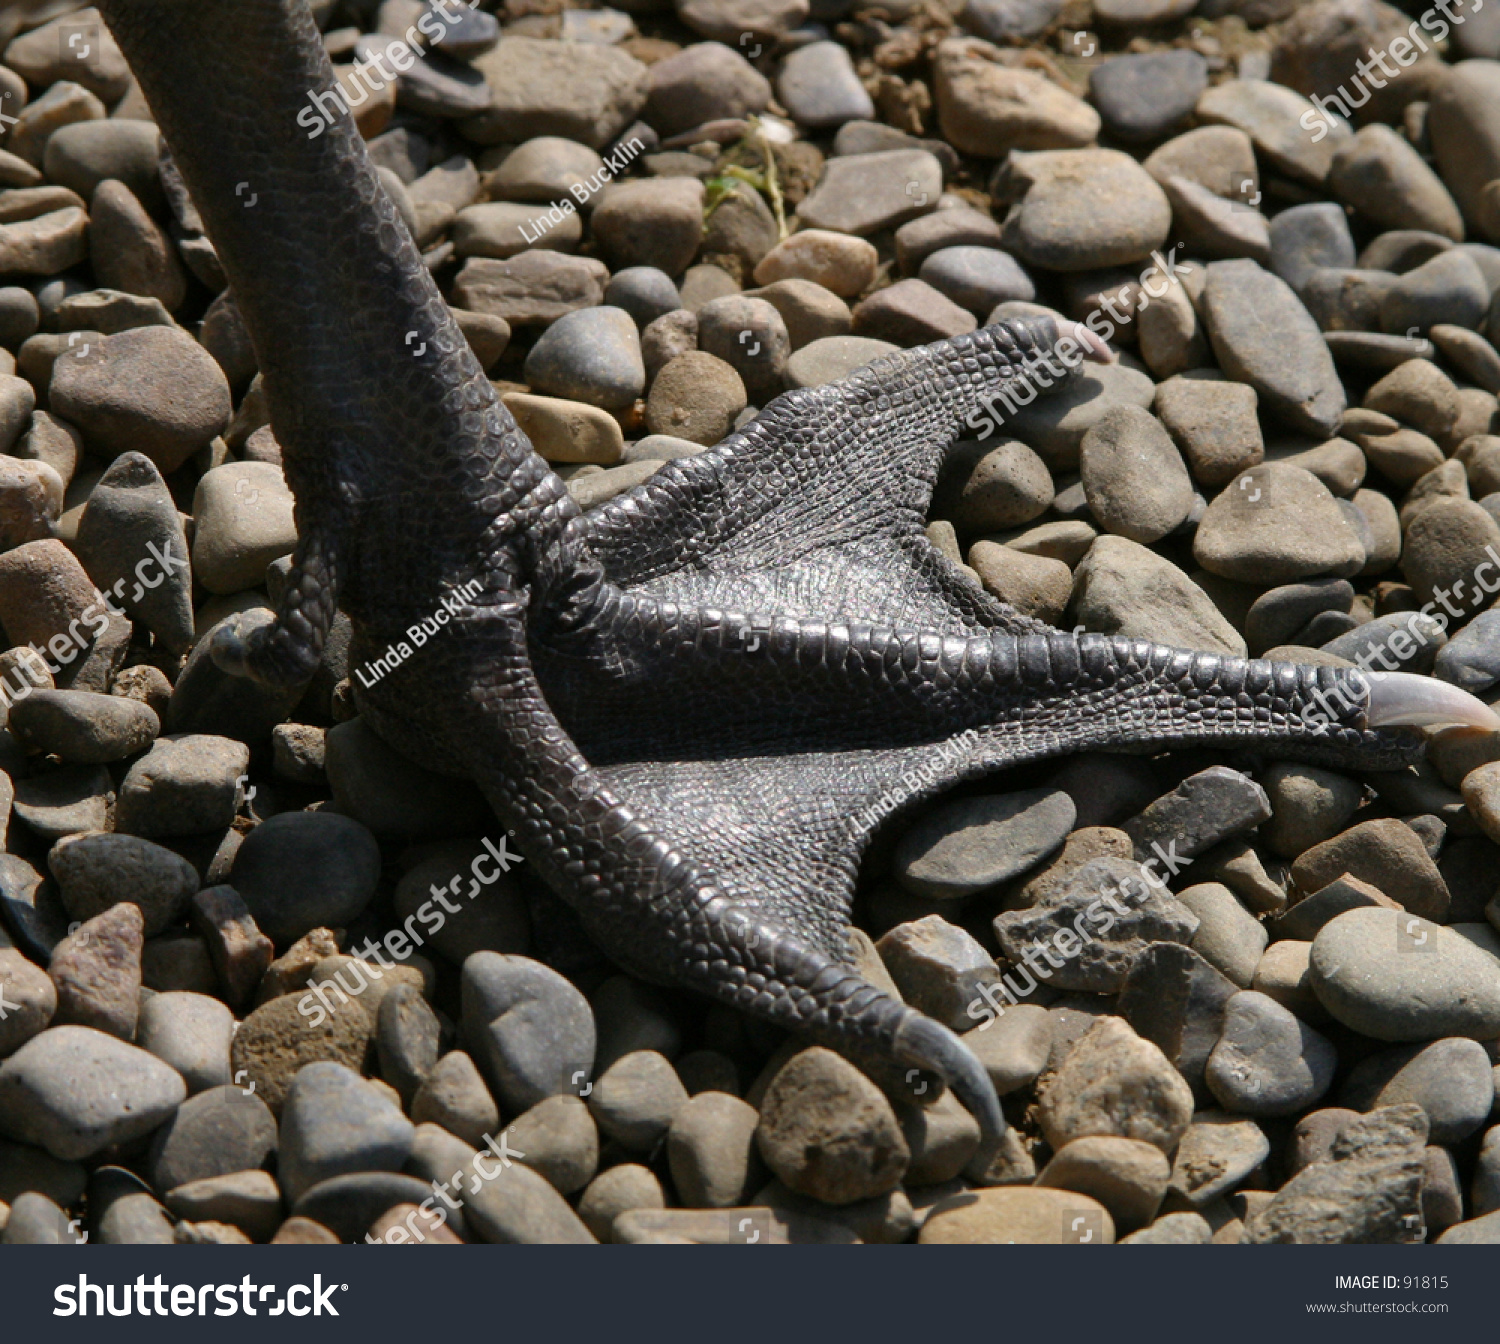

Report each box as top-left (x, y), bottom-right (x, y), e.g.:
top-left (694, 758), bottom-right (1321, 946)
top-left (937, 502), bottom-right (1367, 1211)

top-left (1061, 320), bottom-right (1114, 364)
top-left (891, 1009), bottom-right (1006, 1152)
top-left (1363, 671), bottom-right (1500, 732)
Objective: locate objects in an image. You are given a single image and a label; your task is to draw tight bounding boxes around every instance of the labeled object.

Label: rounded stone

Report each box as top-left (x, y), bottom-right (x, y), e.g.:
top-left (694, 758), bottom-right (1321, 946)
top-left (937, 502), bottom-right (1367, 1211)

top-left (644, 351), bottom-right (746, 444)
top-left (919, 246), bottom-right (1034, 317)
top-left (277, 1061), bottom-right (415, 1203)
top-left (1310, 907), bottom-right (1500, 1042)
top-left (756, 1048), bottom-right (909, 1205)
top-left (49, 325), bottom-right (231, 474)
top-left (0, 1026), bottom-right (186, 1161)
top-left (578, 1162), bottom-right (665, 1242)
top-left (524, 305), bottom-right (645, 411)
top-left (668, 1091), bottom-right (762, 1207)
top-left (461, 952), bottom-right (597, 1115)
top-left (1036, 1134), bottom-right (1171, 1232)
top-left (752, 230), bottom-right (878, 299)
top-left (603, 267), bottom-right (681, 328)
top-left (997, 148), bottom-right (1171, 272)
top-left (137, 992), bottom-right (233, 1096)
top-left (1080, 404), bottom-right (1194, 544)
top-left (230, 812), bottom-right (382, 946)
top-left (7, 689), bottom-right (158, 764)
top-left (588, 1049), bottom-right (689, 1152)
top-left (229, 991), bottom-right (374, 1116)
top-left (47, 831), bottom-right (199, 937)
top-left (1205, 990), bottom-right (1337, 1118)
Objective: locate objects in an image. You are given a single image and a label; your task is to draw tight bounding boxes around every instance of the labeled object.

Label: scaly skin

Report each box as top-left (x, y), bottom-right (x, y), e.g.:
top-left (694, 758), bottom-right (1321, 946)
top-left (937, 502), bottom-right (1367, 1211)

top-left (100, 0), bottom-right (1421, 1147)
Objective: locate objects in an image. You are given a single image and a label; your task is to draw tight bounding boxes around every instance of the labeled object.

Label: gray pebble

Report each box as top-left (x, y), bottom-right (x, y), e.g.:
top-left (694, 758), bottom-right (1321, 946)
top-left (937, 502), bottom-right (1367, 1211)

top-left (277, 1061), bottom-right (415, 1204)
top-left (1310, 908), bottom-right (1500, 1041)
top-left (230, 811), bottom-right (380, 946)
top-left (0, 1025), bottom-right (185, 1161)
top-left (1340, 1038), bottom-right (1495, 1144)
top-left (137, 991), bottom-right (233, 1095)
top-left (147, 1085), bottom-right (276, 1192)
top-left (461, 952), bottom-right (596, 1114)
top-left (1206, 989), bottom-right (1336, 1117)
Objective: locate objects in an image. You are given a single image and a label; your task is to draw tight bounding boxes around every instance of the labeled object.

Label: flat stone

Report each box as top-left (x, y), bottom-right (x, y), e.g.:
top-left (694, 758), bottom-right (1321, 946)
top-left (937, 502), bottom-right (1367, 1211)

top-left (1291, 819), bottom-right (1449, 923)
top-left (784, 335), bottom-right (897, 390)
top-left (1167, 1111), bottom-right (1270, 1208)
top-left (1382, 249), bottom-right (1490, 336)
top-left (894, 789), bottom-right (1075, 901)
top-left (993, 856), bottom-right (1199, 995)
top-left (798, 149), bottom-right (942, 238)
top-left (1197, 79), bottom-right (1350, 186)
top-left (1200, 260), bottom-right (1345, 437)
top-left (932, 37), bottom-right (1099, 159)
top-left (588, 1049), bottom-right (688, 1152)
top-left (1243, 1104), bottom-right (1426, 1244)
top-left (1072, 536), bottom-right (1245, 656)
top-left (50, 326), bottom-right (229, 475)
top-left (1004, 360), bottom-right (1156, 470)
top-left (959, 1003), bottom-right (1053, 1093)
top-left (451, 251), bottom-right (609, 328)
top-left (165, 1170), bottom-right (282, 1243)
top-left (920, 1185), bottom-right (1115, 1244)
top-left (464, 37), bottom-right (647, 149)
top-left (1120, 943), bottom-right (1240, 1102)
top-left (1340, 1038), bottom-right (1495, 1144)
top-left (1193, 464), bottom-right (1365, 584)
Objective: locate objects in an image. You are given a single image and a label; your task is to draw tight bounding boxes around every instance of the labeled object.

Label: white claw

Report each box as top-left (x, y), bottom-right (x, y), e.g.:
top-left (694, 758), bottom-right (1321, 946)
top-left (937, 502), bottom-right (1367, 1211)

top-left (1061, 320), bottom-right (1114, 364)
top-left (1363, 671), bottom-right (1500, 732)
